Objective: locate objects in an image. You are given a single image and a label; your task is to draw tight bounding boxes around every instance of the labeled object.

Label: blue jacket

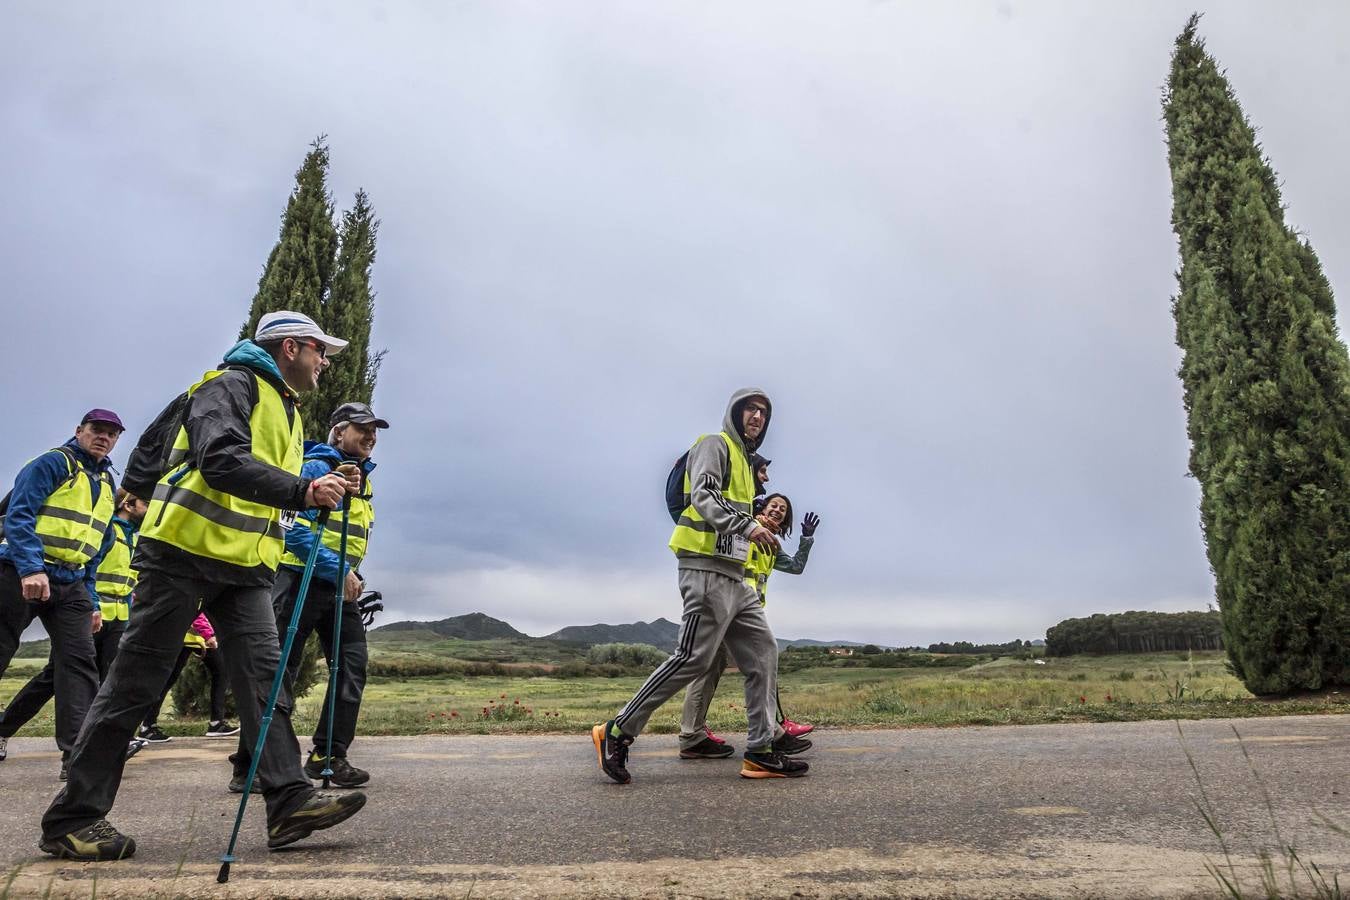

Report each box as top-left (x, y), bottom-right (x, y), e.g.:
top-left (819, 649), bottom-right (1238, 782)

top-left (280, 441), bottom-right (376, 587)
top-left (0, 438), bottom-right (116, 608)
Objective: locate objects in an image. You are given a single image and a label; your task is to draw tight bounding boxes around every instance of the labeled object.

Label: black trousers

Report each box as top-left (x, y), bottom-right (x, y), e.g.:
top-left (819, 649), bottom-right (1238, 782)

top-left (42, 570), bottom-right (312, 839)
top-left (143, 645), bottom-right (228, 726)
top-left (234, 568), bottom-right (368, 771)
top-left (0, 562), bottom-right (99, 753)
top-left (94, 618), bottom-right (127, 682)
top-left (0, 619), bottom-right (128, 749)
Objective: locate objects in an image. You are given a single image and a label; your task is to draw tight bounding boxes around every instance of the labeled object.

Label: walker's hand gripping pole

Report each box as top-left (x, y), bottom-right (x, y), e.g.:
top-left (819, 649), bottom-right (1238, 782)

top-left (217, 507), bottom-right (331, 884)
top-left (320, 495), bottom-right (352, 788)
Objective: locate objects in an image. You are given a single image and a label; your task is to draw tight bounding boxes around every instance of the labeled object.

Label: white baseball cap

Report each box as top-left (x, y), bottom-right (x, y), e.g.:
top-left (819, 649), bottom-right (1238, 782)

top-left (255, 311), bottom-right (349, 356)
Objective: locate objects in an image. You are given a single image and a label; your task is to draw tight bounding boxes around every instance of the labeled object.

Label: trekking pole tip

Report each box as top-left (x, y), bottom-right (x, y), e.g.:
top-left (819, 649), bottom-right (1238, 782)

top-left (217, 858), bottom-right (233, 883)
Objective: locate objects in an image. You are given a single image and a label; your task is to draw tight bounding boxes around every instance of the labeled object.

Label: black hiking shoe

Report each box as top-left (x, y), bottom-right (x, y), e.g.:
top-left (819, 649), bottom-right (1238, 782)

top-left (267, 790), bottom-right (367, 849)
top-left (59, 756), bottom-right (69, 781)
top-left (680, 737), bottom-right (736, 759)
top-left (305, 752), bottom-right (371, 787)
top-left (138, 723), bottom-right (170, 743)
top-left (740, 748), bottom-right (810, 779)
top-left (591, 720), bottom-right (632, 784)
top-left (228, 773), bottom-right (264, 794)
top-left (205, 719), bottom-right (240, 737)
top-left (771, 732), bottom-right (812, 756)
top-left (40, 820), bottom-right (136, 861)
top-left (125, 739), bottom-right (147, 761)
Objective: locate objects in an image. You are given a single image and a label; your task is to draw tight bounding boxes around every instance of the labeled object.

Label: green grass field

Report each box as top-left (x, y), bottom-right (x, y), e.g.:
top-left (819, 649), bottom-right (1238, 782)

top-left (2, 650), bottom-right (1343, 739)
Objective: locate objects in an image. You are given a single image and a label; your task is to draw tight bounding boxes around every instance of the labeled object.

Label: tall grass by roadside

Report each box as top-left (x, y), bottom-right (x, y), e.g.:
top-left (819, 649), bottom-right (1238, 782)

top-left (1178, 721), bottom-right (1344, 899)
top-left (4, 651), bottom-right (1345, 738)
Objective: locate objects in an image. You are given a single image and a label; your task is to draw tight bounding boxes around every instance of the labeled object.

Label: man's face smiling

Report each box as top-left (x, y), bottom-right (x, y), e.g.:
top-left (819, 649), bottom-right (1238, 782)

top-left (741, 398), bottom-right (769, 443)
top-left (337, 422), bottom-right (378, 460)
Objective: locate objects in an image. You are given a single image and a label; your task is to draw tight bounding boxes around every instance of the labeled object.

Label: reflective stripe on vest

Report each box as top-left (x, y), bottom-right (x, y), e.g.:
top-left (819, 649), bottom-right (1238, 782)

top-left (95, 523), bottom-right (137, 613)
top-left (32, 453), bottom-right (115, 568)
top-left (668, 432), bottom-right (755, 560)
top-left (278, 474), bottom-right (375, 571)
top-left (140, 369), bottom-right (304, 571)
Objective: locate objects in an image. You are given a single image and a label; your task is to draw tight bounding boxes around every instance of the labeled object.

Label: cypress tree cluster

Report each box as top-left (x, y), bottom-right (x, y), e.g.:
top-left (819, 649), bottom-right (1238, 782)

top-left (1164, 15), bottom-right (1350, 694)
top-left (239, 137), bottom-right (382, 441)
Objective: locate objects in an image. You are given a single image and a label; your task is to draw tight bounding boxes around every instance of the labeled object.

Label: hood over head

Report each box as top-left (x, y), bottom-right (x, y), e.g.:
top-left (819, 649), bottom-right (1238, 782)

top-left (222, 340), bottom-right (287, 385)
top-left (723, 387), bottom-right (772, 453)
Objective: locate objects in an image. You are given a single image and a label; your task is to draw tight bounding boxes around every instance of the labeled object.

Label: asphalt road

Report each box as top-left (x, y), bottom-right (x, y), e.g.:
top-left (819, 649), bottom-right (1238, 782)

top-left (0, 715), bottom-right (1346, 898)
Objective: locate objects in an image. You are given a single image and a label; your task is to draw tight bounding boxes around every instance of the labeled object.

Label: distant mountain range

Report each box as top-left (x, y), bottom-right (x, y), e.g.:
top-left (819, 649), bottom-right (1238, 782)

top-left (371, 613), bottom-right (874, 651)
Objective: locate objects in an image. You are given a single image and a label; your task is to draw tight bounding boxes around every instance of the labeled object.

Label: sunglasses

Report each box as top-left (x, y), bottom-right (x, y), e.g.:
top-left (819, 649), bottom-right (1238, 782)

top-left (291, 338), bottom-right (328, 359)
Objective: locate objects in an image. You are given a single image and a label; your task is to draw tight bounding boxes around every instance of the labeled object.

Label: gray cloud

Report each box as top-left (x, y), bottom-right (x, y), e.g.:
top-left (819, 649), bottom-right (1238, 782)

top-left (3, 2), bottom-right (1347, 646)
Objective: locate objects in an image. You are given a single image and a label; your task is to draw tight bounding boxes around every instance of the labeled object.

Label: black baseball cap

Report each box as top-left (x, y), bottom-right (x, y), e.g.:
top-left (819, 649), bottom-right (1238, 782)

top-left (329, 402), bottom-right (390, 430)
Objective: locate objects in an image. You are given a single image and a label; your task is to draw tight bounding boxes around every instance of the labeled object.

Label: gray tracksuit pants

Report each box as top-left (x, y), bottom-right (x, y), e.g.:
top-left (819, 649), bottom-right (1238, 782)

top-left (615, 568), bottom-right (778, 750)
top-left (679, 642), bottom-right (729, 749)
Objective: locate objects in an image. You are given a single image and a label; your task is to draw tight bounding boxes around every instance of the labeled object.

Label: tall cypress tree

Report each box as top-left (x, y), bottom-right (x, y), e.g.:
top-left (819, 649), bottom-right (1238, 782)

top-left (319, 188), bottom-right (383, 416)
top-left (239, 139), bottom-right (382, 441)
top-left (1165, 15), bottom-right (1350, 694)
top-left (241, 138), bottom-right (337, 348)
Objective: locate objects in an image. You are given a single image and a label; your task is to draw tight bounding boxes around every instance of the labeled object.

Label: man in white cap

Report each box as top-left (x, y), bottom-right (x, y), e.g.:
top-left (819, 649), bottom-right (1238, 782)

top-left (42, 311), bottom-right (367, 861)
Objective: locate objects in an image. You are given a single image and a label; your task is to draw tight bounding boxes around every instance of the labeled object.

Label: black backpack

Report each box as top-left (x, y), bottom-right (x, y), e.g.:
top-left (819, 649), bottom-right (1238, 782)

top-left (120, 366), bottom-right (261, 500)
top-left (120, 392), bottom-right (190, 501)
top-left (665, 451), bottom-right (691, 524)
top-left (664, 438), bottom-right (736, 524)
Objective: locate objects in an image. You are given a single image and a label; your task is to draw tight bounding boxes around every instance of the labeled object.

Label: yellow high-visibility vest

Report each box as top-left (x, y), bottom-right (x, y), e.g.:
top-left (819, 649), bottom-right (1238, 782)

top-left (95, 520), bottom-right (137, 621)
top-left (29, 448), bottom-right (115, 569)
top-left (279, 469), bottom-right (375, 573)
top-left (744, 540), bottom-right (777, 605)
top-left (141, 369), bottom-right (303, 571)
top-left (668, 432), bottom-right (756, 563)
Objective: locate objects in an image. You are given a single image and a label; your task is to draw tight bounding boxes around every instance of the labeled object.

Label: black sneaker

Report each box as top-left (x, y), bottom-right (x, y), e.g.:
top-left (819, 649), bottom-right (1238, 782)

top-left (138, 724), bottom-right (171, 743)
top-left (205, 720), bottom-right (240, 737)
top-left (59, 757), bottom-right (69, 781)
top-left (305, 752), bottom-right (371, 787)
top-left (0, 735), bottom-right (8, 761)
top-left (125, 739), bottom-right (147, 761)
top-left (771, 732), bottom-right (812, 756)
top-left (680, 737), bottom-right (736, 759)
top-left (591, 720), bottom-right (632, 784)
top-left (267, 790), bottom-right (367, 849)
top-left (40, 820), bottom-right (136, 861)
top-left (741, 748), bottom-right (810, 779)
top-left (227, 773), bottom-right (264, 794)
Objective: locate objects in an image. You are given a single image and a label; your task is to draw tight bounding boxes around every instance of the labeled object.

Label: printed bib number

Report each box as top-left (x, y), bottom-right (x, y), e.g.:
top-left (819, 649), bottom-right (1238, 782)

top-left (713, 532), bottom-right (750, 562)
top-left (279, 510), bottom-right (298, 531)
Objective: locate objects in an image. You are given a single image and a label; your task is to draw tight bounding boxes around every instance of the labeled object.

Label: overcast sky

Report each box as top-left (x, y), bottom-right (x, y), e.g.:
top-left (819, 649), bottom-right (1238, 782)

top-left (4, 2), bottom-right (1348, 646)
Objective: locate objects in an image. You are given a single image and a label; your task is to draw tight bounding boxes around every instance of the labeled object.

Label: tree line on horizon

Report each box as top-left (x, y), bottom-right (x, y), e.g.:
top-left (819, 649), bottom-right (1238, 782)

top-left (1044, 610), bottom-right (1223, 658)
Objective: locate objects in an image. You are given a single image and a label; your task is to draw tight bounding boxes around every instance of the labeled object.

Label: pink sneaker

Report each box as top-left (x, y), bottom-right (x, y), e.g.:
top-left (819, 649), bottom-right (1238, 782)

top-left (782, 717), bottom-right (814, 737)
top-left (703, 726), bottom-right (727, 745)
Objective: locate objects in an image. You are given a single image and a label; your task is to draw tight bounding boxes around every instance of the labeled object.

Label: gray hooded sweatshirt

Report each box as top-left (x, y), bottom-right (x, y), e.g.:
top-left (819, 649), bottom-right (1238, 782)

top-left (675, 387), bottom-right (773, 580)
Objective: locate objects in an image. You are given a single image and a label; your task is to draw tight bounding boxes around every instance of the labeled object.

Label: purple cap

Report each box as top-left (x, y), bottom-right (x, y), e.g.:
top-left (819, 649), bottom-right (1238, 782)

top-left (81, 409), bottom-right (125, 432)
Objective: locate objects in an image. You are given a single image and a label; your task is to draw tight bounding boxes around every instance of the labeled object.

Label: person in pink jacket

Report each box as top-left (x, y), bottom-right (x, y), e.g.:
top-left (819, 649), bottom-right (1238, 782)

top-left (136, 613), bottom-right (236, 742)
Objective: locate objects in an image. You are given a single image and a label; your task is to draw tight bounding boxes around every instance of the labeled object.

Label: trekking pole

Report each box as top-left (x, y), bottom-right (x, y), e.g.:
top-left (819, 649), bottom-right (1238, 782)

top-left (319, 496), bottom-right (351, 789)
top-left (218, 507), bottom-right (332, 884)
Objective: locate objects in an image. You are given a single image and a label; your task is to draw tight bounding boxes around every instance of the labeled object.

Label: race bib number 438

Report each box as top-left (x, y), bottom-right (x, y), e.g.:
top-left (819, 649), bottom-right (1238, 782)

top-left (714, 532), bottom-right (750, 562)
